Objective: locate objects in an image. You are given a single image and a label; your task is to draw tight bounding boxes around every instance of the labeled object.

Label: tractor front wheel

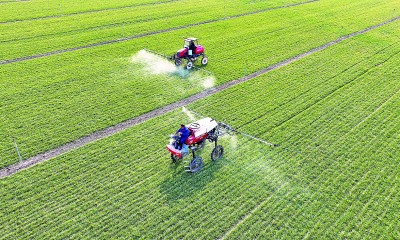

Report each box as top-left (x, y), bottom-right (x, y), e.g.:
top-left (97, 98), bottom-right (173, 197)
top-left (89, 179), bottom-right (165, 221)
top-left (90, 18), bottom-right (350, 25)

top-left (186, 61), bottom-right (193, 70)
top-left (189, 156), bottom-right (203, 172)
top-left (211, 145), bottom-right (224, 161)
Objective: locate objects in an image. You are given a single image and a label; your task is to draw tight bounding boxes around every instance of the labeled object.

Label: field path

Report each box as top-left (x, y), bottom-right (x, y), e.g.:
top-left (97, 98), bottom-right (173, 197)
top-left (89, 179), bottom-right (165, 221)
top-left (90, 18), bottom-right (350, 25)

top-left (0, 0), bottom-right (318, 64)
top-left (0, 16), bottom-right (399, 178)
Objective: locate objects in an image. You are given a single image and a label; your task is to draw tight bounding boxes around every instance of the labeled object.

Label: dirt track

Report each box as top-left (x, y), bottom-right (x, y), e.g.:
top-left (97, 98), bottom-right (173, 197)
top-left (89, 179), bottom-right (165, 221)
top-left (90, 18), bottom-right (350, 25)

top-left (1, 15), bottom-right (399, 178)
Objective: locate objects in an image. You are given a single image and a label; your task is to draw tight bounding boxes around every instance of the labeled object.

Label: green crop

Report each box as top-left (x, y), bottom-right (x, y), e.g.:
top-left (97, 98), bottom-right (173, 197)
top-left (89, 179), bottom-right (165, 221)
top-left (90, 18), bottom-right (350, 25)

top-left (1, 0), bottom-right (400, 238)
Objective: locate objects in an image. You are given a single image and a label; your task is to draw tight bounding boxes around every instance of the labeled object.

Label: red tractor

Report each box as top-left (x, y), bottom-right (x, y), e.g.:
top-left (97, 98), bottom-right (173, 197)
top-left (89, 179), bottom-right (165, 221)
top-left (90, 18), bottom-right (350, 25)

top-left (171, 37), bottom-right (208, 70)
top-left (166, 117), bottom-right (233, 172)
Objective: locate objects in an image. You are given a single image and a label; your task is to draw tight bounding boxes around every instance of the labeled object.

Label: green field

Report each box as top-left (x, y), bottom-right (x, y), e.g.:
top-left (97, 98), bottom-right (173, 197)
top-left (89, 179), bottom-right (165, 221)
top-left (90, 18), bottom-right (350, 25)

top-left (1, 0), bottom-right (400, 239)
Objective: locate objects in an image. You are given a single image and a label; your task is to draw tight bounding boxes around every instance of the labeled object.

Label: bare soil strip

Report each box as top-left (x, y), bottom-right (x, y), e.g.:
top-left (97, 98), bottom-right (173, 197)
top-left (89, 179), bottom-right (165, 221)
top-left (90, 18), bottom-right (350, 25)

top-left (1, 16), bottom-right (399, 178)
top-left (0, 0), bottom-right (181, 24)
top-left (0, 0), bottom-right (318, 64)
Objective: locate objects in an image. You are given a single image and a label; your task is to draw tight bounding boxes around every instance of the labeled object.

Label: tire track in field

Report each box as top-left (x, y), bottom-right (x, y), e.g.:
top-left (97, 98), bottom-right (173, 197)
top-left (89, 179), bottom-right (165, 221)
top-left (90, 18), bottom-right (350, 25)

top-left (0, 0), bottom-right (181, 24)
top-left (346, 81), bottom-right (400, 135)
top-left (301, 118), bottom-right (400, 238)
top-left (0, 0), bottom-right (319, 65)
top-left (1, 15), bottom-right (399, 178)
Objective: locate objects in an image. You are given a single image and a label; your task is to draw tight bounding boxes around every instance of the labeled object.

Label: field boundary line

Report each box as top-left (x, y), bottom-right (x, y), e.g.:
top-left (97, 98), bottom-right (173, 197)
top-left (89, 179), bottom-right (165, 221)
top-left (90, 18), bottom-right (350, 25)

top-left (0, 0), bottom-right (318, 65)
top-left (1, 16), bottom-right (399, 178)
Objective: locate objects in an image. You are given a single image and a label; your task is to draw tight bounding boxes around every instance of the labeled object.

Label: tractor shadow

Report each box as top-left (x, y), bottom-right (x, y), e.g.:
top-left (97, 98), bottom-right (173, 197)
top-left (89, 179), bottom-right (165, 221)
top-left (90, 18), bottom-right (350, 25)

top-left (159, 156), bottom-right (225, 202)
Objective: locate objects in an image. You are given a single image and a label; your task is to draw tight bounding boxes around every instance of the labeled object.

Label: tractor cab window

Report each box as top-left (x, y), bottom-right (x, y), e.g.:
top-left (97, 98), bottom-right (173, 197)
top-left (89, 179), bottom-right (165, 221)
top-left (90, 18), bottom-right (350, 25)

top-left (184, 41), bottom-right (195, 48)
top-left (189, 41), bottom-right (196, 51)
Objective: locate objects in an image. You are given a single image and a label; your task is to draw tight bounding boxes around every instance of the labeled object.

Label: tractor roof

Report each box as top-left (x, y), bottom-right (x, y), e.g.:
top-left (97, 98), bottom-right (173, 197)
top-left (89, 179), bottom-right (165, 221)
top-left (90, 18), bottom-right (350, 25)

top-left (185, 37), bottom-right (198, 41)
top-left (188, 117), bottom-right (218, 137)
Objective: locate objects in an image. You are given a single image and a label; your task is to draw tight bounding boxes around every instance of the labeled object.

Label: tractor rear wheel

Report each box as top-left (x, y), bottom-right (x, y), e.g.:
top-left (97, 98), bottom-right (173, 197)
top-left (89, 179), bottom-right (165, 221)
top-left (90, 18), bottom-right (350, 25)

top-left (211, 145), bottom-right (224, 161)
top-left (189, 156), bottom-right (203, 172)
top-left (201, 56), bottom-right (208, 65)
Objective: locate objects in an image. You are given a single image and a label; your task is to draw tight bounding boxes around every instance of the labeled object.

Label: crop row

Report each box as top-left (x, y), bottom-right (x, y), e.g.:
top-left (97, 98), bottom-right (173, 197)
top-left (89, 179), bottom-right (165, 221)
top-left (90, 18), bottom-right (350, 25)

top-left (261, 43), bottom-right (400, 144)
top-left (2, 0), bottom-right (399, 168)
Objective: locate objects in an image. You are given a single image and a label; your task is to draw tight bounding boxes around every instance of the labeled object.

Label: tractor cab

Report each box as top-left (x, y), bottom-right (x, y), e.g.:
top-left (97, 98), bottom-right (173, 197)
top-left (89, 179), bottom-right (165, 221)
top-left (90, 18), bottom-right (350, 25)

top-left (183, 37), bottom-right (199, 52)
top-left (182, 37), bottom-right (204, 56)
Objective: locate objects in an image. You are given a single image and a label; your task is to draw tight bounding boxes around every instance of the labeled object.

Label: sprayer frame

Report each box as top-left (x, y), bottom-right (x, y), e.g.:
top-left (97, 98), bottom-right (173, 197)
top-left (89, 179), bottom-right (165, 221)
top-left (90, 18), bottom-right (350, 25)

top-left (166, 118), bottom-right (226, 172)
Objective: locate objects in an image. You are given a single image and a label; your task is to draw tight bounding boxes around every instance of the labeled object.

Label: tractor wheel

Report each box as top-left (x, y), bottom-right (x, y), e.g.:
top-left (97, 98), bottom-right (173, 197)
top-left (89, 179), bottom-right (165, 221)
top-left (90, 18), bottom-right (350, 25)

top-left (211, 145), bottom-right (224, 161)
top-left (186, 61), bottom-right (193, 70)
top-left (175, 58), bottom-right (183, 66)
top-left (201, 57), bottom-right (208, 65)
top-left (171, 153), bottom-right (181, 162)
top-left (189, 156), bottom-right (203, 172)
